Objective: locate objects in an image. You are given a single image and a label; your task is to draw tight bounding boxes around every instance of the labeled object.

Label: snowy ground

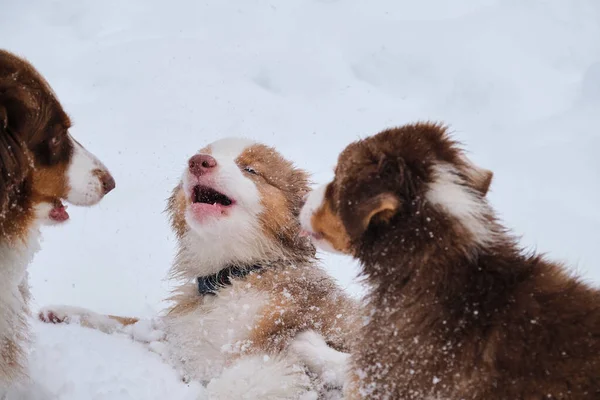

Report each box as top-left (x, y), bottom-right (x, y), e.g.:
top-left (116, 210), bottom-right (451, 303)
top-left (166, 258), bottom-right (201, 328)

top-left (2, 0), bottom-right (600, 398)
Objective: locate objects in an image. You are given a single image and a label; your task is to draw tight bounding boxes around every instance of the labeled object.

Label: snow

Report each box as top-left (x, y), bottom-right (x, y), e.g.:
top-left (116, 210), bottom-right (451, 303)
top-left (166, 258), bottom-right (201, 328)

top-left (1, 0), bottom-right (599, 398)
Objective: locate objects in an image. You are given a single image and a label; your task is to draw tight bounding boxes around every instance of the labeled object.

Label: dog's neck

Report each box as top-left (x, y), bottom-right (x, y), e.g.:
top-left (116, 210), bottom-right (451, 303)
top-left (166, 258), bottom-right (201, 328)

top-left (0, 227), bottom-right (38, 339)
top-left (0, 188), bottom-right (34, 241)
top-left (170, 228), bottom-right (311, 283)
top-left (196, 263), bottom-right (263, 295)
top-left (0, 226), bottom-right (39, 277)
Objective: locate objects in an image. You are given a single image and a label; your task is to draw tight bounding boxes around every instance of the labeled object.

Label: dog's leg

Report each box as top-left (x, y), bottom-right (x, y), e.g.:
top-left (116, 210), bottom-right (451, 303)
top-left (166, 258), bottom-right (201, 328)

top-left (288, 330), bottom-right (349, 389)
top-left (38, 305), bottom-right (135, 334)
top-left (39, 305), bottom-right (167, 359)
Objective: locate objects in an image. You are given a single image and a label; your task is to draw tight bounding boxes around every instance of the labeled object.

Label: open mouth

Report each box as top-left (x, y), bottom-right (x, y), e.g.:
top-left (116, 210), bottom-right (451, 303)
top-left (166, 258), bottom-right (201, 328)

top-left (191, 185), bottom-right (233, 207)
top-left (49, 199), bottom-right (69, 222)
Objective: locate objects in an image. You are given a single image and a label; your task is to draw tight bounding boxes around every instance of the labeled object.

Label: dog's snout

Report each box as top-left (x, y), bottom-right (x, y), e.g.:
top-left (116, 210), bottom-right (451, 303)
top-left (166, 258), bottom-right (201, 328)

top-left (189, 154), bottom-right (217, 177)
top-left (98, 171), bottom-right (116, 194)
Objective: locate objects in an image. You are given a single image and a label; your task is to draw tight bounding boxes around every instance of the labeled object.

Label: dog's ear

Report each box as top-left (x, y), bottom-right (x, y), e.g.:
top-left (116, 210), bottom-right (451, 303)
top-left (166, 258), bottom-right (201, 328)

top-left (464, 160), bottom-right (493, 196)
top-left (166, 183), bottom-right (188, 238)
top-left (345, 192), bottom-right (400, 239)
top-left (473, 168), bottom-right (493, 196)
top-left (0, 105), bottom-right (7, 133)
top-left (340, 155), bottom-right (406, 239)
top-left (0, 88), bottom-right (31, 217)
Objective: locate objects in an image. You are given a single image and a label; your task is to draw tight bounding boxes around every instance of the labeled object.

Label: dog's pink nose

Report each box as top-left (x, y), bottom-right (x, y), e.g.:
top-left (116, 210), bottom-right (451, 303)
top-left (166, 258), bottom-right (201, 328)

top-left (189, 154), bottom-right (217, 176)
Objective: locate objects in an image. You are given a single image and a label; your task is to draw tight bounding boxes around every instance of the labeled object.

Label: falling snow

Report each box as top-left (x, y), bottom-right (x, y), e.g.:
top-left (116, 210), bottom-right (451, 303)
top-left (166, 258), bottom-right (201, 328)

top-left (1, 0), bottom-right (599, 398)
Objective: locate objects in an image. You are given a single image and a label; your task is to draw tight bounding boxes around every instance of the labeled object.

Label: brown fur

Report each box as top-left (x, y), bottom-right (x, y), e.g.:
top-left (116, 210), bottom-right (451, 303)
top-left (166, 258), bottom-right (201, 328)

top-left (0, 50), bottom-right (74, 241)
top-left (242, 264), bottom-right (354, 355)
top-left (1, 50), bottom-right (113, 390)
top-left (0, 49), bottom-right (77, 388)
top-left (308, 122), bottom-right (600, 399)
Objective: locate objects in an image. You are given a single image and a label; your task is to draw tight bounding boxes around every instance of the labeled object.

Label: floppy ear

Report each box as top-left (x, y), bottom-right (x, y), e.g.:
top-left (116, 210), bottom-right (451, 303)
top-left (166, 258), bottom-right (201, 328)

top-left (345, 192), bottom-right (400, 239)
top-left (166, 183), bottom-right (188, 237)
top-left (0, 91), bottom-right (31, 216)
top-left (0, 108), bottom-right (23, 215)
top-left (0, 105), bottom-right (7, 132)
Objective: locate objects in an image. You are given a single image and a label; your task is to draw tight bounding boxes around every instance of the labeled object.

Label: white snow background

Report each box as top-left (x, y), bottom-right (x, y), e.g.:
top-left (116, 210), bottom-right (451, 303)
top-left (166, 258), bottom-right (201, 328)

top-left (1, 0), bottom-right (600, 398)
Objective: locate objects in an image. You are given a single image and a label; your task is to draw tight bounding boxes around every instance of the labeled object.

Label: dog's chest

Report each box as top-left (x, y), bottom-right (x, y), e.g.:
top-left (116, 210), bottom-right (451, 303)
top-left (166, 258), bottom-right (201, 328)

top-left (0, 231), bottom-right (39, 321)
top-left (164, 285), bottom-right (269, 382)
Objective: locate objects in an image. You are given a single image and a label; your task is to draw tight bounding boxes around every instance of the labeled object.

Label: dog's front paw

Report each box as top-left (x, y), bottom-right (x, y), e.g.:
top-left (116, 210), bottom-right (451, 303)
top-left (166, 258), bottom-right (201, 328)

top-left (38, 305), bottom-right (82, 324)
top-left (289, 330), bottom-right (349, 389)
top-left (127, 318), bottom-right (166, 343)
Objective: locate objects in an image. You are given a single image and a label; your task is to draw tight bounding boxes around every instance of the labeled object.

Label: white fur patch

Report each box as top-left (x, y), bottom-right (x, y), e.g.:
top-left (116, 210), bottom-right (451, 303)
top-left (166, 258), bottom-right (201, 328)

top-left (208, 137), bottom-right (256, 157)
top-left (0, 228), bottom-right (40, 389)
top-left (288, 330), bottom-right (349, 389)
top-left (426, 164), bottom-right (493, 245)
top-left (299, 184), bottom-right (345, 255)
top-left (299, 184), bottom-right (326, 234)
top-left (206, 354), bottom-right (313, 400)
top-left (164, 285), bottom-right (269, 383)
top-left (66, 135), bottom-right (109, 206)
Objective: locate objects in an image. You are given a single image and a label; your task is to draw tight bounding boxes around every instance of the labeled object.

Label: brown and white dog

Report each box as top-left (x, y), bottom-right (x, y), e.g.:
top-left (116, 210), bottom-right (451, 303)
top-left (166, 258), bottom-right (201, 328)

top-left (40, 138), bottom-right (355, 399)
top-left (300, 122), bottom-right (600, 399)
top-left (0, 50), bottom-right (114, 395)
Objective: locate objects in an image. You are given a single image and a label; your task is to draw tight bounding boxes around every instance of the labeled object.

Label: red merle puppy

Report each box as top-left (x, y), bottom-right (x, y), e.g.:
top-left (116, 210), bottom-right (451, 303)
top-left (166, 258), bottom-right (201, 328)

top-left (300, 122), bottom-right (600, 399)
top-left (0, 50), bottom-right (114, 394)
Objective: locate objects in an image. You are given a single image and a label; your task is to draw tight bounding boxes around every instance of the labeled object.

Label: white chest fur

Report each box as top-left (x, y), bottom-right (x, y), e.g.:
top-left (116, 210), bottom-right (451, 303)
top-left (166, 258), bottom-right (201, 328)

top-left (0, 229), bottom-right (40, 389)
top-left (164, 284), bottom-right (268, 383)
top-left (0, 230), bottom-right (39, 322)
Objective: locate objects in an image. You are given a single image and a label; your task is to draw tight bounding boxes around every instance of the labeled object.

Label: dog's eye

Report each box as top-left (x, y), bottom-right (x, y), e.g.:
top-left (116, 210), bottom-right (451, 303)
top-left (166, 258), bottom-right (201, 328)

top-left (244, 166), bottom-right (259, 175)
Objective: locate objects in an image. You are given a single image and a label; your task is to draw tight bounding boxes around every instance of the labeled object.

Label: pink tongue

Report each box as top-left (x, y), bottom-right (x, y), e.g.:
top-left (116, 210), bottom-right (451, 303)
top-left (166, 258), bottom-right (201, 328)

top-left (49, 205), bottom-right (69, 222)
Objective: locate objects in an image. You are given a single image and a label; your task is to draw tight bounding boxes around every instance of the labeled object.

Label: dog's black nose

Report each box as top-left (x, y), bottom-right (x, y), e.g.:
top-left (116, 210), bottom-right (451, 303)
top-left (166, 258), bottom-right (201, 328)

top-left (189, 154), bottom-right (217, 177)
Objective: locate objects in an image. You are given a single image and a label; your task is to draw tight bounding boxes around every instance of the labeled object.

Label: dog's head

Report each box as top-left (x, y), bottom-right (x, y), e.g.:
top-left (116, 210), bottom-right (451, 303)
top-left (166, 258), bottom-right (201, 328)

top-left (300, 122), bottom-right (494, 258)
top-left (168, 138), bottom-right (314, 276)
top-left (0, 50), bottom-right (115, 237)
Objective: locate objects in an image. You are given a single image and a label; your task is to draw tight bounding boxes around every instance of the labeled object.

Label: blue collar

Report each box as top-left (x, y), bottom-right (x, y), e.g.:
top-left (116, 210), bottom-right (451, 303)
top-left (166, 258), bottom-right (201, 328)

top-left (197, 264), bottom-right (263, 296)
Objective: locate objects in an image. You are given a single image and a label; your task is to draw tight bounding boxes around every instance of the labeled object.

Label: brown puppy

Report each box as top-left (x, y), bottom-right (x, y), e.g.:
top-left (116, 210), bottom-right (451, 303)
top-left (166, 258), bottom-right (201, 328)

top-left (300, 122), bottom-right (600, 399)
top-left (0, 50), bottom-right (114, 394)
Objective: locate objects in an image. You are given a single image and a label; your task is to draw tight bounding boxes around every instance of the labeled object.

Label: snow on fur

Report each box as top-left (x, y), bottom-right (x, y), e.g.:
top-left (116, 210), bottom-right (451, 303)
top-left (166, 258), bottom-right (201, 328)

top-left (1, 0), bottom-right (599, 398)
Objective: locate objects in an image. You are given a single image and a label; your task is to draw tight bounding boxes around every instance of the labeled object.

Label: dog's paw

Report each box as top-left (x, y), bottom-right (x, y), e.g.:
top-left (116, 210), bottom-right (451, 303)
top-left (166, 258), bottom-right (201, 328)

top-left (288, 330), bottom-right (349, 389)
top-left (127, 318), bottom-right (166, 343)
top-left (38, 305), bottom-right (83, 324)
